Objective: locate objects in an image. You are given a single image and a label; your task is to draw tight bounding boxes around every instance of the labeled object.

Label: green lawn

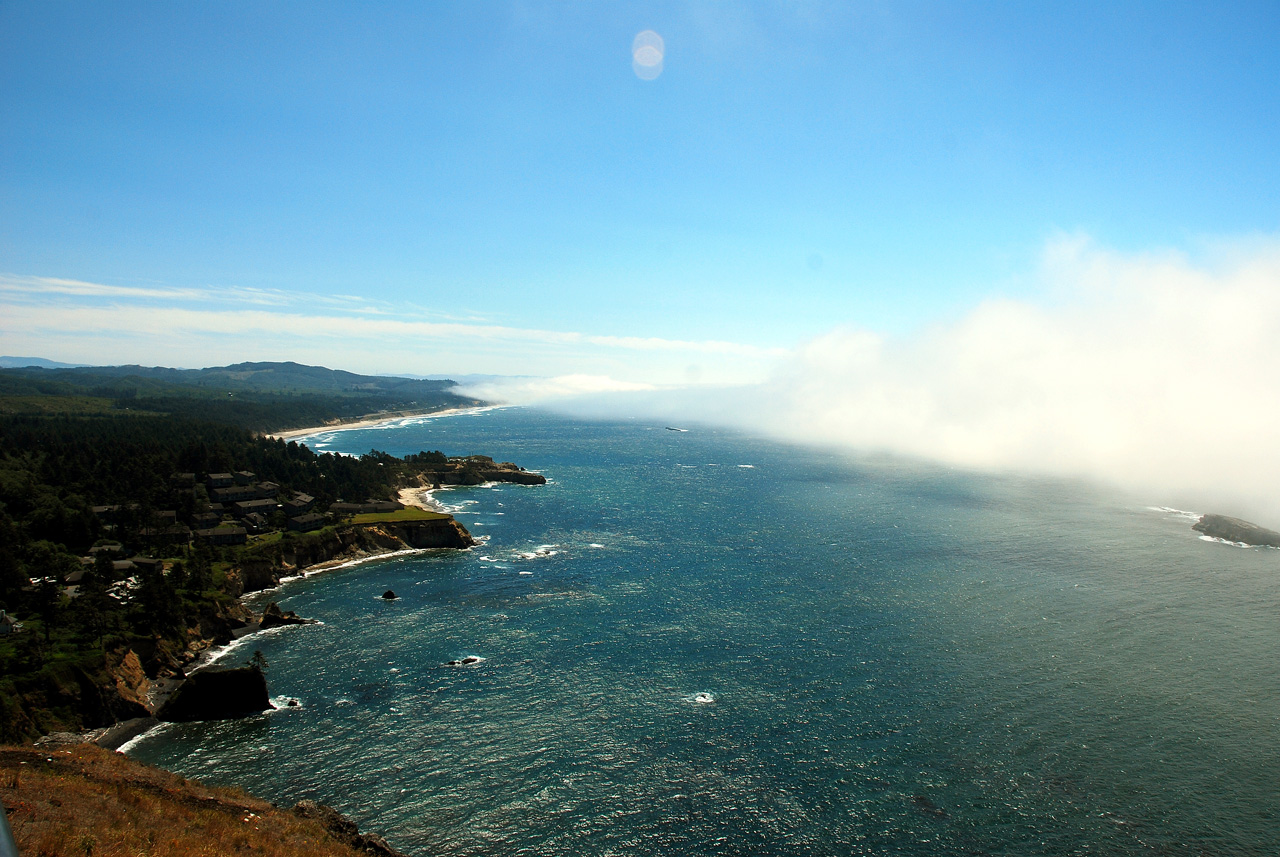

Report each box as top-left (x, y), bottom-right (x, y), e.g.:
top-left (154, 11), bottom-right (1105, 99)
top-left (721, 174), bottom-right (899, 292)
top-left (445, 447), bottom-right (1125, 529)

top-left (351, 507), bottom-right (450, 524)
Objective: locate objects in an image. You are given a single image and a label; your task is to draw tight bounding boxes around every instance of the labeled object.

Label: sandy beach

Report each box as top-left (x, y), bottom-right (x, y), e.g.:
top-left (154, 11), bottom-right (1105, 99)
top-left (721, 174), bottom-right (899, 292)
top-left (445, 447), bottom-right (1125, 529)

top-left (266, 404), bottom-right (501, 441)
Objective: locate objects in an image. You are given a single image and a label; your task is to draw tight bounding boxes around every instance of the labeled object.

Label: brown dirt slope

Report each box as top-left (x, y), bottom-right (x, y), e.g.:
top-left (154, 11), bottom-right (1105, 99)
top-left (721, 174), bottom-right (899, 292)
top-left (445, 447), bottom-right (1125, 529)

top-left (1, 744), bottom-right (407, 857)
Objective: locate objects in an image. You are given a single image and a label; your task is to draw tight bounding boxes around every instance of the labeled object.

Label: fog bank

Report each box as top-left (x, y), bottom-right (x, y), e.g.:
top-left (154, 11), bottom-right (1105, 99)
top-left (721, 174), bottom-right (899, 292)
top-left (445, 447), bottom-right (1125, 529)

top-left (556, 238), bottom-right (1280, 524)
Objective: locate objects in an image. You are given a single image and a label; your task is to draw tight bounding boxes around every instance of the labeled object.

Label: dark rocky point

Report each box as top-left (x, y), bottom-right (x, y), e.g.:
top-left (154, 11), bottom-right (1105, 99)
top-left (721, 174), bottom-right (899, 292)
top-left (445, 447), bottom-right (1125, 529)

top-left (258, 601), bottom-right (316, 629)
top-left (156, 665), bottom-right (272, 722)
top-left (292, 800), bottom-right (408, 857)
top-left (1192, 514), bottom-right (1280, 548)
top-left (382, 589), bottom-right (398, 600)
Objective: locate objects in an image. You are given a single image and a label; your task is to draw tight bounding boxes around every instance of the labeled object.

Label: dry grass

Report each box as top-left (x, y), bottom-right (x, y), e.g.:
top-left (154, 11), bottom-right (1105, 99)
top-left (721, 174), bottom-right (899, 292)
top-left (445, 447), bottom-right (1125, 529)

top-left (1, 744), bottom-right (382, 857)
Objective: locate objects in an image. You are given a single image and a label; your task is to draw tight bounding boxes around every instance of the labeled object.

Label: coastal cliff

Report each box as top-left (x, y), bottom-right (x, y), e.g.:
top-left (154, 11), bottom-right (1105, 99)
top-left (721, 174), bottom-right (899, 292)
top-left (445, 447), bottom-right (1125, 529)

top-left (1192, 514), bottom-right (1280, 548)
top-left (408, 454), bottom-right (548, 487)
top-left (231, 517), bottom-right (477, 596)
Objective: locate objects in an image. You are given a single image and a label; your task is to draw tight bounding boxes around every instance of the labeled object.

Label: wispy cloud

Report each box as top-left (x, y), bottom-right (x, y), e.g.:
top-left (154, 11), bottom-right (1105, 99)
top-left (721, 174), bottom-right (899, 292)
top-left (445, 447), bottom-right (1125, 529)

top-left (0, 274), bottom-right (294, 306)
top-left (0, 273), bottom-right (783, 385)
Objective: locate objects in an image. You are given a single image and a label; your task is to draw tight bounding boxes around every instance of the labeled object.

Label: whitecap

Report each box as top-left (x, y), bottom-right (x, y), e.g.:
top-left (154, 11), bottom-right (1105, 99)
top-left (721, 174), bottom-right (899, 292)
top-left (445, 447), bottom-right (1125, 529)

top-left (588, 543), bottom-right (605, 549)
top-left (1198, 535), bottom-right (1259, 548)
top-left (1147, 505), bottom-right (1201, 522)
top-left (737, 464), bottom-right (755, 468)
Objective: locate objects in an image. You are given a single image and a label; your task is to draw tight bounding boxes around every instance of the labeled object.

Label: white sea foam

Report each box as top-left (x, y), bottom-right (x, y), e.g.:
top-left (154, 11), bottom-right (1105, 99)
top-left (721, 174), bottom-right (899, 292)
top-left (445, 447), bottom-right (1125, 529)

top-left (1198, 535), bottom-right (1258, 549)
top-left (519, 570), bottom-right (533, 576)
top-left (737, 464), bottom-right (755, 468)
top-left (1147, 506), bottom-right (1201, 522)
top-left (515, 544), bottom-right (560, 560)
top-left (588, 543), bottom-right (605, 548)
top-left (116, 721), bottom-right (176, 754)
top-left (685, 692), bottom-right (716, 705)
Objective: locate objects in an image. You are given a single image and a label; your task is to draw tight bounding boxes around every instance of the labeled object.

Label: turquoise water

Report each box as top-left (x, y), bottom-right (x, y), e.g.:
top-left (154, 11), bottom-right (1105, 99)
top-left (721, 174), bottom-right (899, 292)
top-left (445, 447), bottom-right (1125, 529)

top-left (128, 408), bottom-right (1280, 855)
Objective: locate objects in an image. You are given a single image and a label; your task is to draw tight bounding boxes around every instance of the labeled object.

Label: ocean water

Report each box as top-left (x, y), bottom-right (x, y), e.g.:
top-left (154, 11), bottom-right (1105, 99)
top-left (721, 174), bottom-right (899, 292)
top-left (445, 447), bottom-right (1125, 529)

top-left (128, 408), bottom-right (1280, 856)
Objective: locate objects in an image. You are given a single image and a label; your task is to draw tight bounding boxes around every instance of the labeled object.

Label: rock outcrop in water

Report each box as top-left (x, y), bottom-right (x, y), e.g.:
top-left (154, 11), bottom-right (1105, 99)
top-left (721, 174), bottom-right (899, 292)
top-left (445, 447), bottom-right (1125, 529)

top-left (1192, 514), bottom-right (1280, 547)
top-left (156, 665), bottom-right (272, 722)
top-left (259, 601), bottom-right (316, 629)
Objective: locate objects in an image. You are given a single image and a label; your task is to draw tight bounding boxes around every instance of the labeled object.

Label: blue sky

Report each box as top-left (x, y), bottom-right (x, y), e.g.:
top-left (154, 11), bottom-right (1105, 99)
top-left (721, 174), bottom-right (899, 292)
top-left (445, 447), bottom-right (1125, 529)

top-left (2, 2), bottom-right (1279, 386)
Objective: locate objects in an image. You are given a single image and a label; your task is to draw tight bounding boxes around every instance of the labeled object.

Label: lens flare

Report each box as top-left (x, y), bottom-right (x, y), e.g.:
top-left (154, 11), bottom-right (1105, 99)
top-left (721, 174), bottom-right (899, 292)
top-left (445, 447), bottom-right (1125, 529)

top-left (632, 30), bottom-right (664, 80)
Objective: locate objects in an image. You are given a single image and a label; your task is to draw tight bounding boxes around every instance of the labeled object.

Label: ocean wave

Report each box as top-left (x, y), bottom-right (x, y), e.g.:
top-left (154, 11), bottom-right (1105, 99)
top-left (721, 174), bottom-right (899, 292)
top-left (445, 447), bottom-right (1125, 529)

top-left (1197, 534), bottom-right (1274, 549)
top-left (1147, 506), bottom-right (1201, 522)
top-left (515, 544), bottom-right (560, 560)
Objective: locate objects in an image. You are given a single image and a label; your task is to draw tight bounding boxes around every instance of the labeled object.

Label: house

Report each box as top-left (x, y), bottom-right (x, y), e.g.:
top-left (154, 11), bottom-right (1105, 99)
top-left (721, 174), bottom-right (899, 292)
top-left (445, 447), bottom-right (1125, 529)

top-left (233, 470), bottom-right (257, 485)
top-left (241, 512), bottom-right (271, 534)
top-left (282, 492), bottom-right (315, 517)
top-left (193, 526), bottom-right (248, 546)
top-left (206, 473), bottom-right (235, 489)
top-left (138, 525), bottom-right (192, 546)
top-left (1, 609), bottom-right (18, 635)
top-left (287, 513), bottom-right (325, 532)
top-left (191, 511), bottom-right (221, 528)
top-left (233, 498), bottom-right (279, 516)
top-left (132, 557), bottom-right (164, 574)
top-left (211, 485), bottom-right (260, 503)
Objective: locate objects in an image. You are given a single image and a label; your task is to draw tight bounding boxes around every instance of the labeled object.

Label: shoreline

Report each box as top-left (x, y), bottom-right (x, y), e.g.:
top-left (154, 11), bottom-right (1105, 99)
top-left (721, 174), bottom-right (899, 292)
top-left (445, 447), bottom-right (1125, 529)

top-left (266, 404), bottom-right (506, 441)
top-left (106, 542), bottom-right (439, 756)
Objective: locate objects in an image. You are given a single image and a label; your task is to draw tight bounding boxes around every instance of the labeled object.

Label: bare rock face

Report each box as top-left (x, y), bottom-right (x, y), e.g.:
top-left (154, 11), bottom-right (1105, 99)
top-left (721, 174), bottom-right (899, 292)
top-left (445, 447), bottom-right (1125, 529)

top-left (259, 601), bottom-right (316, 629)
top-left (1193, 514), bottom-right (1280, 548)
top-left (291, 800), bottom-right (409, 857)
top-left (156, 666), bottom-right (272, 722)
top-left (110, 649), bottom-right (151, 712)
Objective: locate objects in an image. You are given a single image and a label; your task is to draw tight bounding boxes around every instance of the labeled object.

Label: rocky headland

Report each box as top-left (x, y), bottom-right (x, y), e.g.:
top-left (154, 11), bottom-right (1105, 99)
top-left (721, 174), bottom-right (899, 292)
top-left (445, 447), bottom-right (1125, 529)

top-left (1192, 514), bottom-right (1280, 548)
top-left (407, 454), bottom-right (547, 487)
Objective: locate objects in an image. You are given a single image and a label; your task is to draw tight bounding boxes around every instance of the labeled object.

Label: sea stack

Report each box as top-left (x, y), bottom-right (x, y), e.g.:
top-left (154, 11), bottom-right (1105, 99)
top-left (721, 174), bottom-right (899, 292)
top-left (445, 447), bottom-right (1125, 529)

top-left (382, 590), bottom-right (397, 600)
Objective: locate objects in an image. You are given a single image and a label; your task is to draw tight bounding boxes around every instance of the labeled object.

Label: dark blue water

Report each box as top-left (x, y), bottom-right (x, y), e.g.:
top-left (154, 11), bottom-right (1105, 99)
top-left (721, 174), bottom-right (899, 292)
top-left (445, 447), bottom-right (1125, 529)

top-left (128, 408), bottom-right (1280, 855)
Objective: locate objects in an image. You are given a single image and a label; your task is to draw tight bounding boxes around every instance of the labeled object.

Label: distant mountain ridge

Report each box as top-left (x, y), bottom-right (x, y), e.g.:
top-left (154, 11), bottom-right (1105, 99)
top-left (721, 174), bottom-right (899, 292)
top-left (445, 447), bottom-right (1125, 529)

top-left (0, 355), bottom-right (92, 369)
top-left (8, 360), bottom-right (459, 397)
top-left (0, 360), bottom-right (485, 432)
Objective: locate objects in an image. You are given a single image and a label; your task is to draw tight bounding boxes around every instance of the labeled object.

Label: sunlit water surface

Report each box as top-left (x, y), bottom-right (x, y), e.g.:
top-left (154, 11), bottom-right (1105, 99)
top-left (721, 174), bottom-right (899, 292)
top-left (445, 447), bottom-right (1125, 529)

top-left (129, 408), bottom-right (1280, 856)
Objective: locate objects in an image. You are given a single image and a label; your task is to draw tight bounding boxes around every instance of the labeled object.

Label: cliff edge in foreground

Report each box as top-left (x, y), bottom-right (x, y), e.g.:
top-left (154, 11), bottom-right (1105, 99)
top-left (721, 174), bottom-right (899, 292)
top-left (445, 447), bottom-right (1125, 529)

top-left (0, 743), bottom-right (407, 856)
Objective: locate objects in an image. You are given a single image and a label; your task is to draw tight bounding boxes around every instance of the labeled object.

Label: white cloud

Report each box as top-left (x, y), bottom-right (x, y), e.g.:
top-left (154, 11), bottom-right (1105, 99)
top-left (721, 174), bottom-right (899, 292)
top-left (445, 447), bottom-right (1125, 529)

top-left (734, 237), bottom-right (1280, 522)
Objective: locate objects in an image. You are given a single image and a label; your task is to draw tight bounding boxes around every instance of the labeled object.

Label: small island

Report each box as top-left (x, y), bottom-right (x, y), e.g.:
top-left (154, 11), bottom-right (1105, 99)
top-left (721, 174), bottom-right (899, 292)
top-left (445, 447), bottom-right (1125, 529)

top-left (1192, 514), bottom-right (1280, 548)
